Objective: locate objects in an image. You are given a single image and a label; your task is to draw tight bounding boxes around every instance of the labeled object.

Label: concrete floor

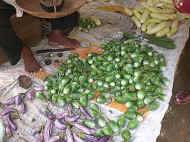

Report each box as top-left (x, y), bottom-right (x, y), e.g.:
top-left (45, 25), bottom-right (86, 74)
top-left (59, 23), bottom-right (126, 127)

top-left (157, 39), bottom-right (190, 142)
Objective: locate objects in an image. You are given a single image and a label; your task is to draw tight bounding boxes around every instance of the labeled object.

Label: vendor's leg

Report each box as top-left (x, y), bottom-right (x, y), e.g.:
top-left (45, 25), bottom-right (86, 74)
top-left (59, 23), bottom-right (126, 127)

top-left (48, 12), bottom-right (80, 49)
top-left (0, 7), bottom-right (40, 72)
top-left (0, 9), bottom-right (21, 65)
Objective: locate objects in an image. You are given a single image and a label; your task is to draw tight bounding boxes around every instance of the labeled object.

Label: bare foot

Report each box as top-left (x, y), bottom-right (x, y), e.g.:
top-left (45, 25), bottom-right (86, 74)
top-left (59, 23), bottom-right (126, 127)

top-left (175, 90), bottom-right (190, 105)
top-left (48, 30), bottom-right (80, 49)
top-left (22, 47), bottom-right (41, 73)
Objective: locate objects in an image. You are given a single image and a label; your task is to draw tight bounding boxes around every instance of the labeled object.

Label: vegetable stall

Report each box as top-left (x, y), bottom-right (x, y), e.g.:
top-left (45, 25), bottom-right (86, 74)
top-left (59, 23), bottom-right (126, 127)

top-left (0, 0), bottom-right (190, 142)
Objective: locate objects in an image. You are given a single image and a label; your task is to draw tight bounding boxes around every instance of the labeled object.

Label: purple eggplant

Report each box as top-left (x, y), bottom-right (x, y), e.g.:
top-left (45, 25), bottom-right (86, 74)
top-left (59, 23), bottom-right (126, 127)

top-left (6, 114), bottom-right (17, 131)
top-left (26, 89), bottom-right (36, 100)
top-left (54, 119), bottom-right (66, 130)
top-left (1, 107), bottom-right (16, 116)
top-left (56, 112), bottom-right (67, 120)
top-left (73, 133), bottom-right (85, 142)
top-left (73, 123), bottom-right (96, 135)
top-left (48, 136), bottom-right (60, 142)
top-left (65, 115), bottom-right (80, 122)
top-left (44, 120), bottom-right (54, 142)
top-left (84, 135), bottom-right (99, 142)
top-left (34, 85), bottom-right (44, 92)
top-left (66, 127), bottom-right (74, 142)
top-left (18, 102), bottom-right (27, 114)
top-left (5, 125), bottom-right (13, 137)
top-left (15, 95), bottom-right (22, 105)
top-left (98, 136), bottom-right (111, 142)
top-left (45, 111), bottom-right (56, 120)
top-left (35, 134), bottom-right (44, 142)
top-left (3, 97), bottom-right (15, 106)
top-left (80, 107), bottom-right (92, 119)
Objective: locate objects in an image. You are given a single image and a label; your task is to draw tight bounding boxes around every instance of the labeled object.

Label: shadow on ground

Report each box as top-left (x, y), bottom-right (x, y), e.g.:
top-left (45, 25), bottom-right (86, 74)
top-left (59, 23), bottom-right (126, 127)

top-left (157, 39), bottom-right (190, 142)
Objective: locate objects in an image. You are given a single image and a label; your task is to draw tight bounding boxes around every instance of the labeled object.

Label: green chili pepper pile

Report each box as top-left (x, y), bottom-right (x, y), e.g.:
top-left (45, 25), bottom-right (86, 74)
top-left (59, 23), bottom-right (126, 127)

top-left (38, 38), bottom-right (168, 141)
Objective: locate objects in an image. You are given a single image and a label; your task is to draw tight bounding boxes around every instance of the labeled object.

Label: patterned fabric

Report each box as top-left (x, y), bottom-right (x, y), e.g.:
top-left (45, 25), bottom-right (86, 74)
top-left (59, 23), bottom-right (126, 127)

top-left (174, 0), bottom-right (190, 13)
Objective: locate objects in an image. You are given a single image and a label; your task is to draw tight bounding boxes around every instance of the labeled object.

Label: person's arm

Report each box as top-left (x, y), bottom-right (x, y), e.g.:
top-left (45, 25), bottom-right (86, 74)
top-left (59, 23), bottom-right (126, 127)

top-left (2, 0), bottom-right (23, 17)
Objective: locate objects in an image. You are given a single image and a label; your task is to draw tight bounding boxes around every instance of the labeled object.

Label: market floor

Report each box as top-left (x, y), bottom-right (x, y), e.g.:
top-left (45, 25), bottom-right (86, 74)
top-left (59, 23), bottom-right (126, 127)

top-left (157, 39), bottom-right (190, 142)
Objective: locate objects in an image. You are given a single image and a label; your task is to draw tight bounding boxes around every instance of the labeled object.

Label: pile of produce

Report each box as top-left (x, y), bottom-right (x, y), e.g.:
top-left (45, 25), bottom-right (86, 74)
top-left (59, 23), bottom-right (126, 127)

top-left (34, 38), bottom-right (167, 141)
top-left (79, 16), bottom-right (102, 32)
top-left (97, 0), bottom-right (190, 37)
top-left (131, 0), bottom-right (189, 37)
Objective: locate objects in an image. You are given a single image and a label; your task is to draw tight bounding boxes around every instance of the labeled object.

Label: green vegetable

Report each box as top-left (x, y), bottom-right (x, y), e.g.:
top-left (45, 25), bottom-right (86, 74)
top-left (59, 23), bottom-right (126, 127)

top-left (80, 95), bottom-right (88, 106)
top-left (36, 92), bottom-right (46, 100)
top-left (121, 129), bottom-right (131, 141)
top-left (128, 119), bottom-right (139, 129)
top-left (109, 121), bottom-right (120, 132)
top-left (96, 129), bottom-right (104, 137)
top-left (144, 34), bottom-right (176, 49)
top-left (98, 118), bottom-right (106, 127)
top-left (148, 101), bottom-right (160, 111)
top-left (79, 17), bottom-right (101, 32)
top-left (118, 115), bottom-right (127, 127)
top-left (102, 126), bottom-right (113, 136)
top-left (84, 120), bottom-right (96, 128)
top-left (43, 39), bottom-right (167, 139)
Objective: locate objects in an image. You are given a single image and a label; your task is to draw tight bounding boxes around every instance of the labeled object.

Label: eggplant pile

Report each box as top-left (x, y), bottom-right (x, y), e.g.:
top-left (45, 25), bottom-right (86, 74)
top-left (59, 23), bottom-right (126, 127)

top-left (36, 105), bottom-right (116, 142)
top-left (36, 38), bottom-right (167, 141)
